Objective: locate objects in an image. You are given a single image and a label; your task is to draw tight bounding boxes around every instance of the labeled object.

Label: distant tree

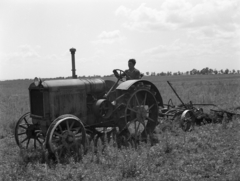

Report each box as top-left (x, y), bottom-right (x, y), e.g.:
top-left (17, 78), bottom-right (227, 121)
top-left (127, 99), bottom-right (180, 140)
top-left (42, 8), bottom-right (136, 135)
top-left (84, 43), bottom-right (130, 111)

top-left (151, 72), bottom-right (156, 76)
top-left (232, 69), bottom-right (236, 74)
top-left (200, 67), bottom-right (209, 75)
top-left (166, 71), bottom-right (172, 76)
top-left (213, 69), bottom-right (218, 74)
top-left (146, 72), bottom-right (149, 76)
top-left (237, 70), bottom-right (240, 74)
top-left (190, 69), bottom-right (198, 75)
top-left (209, 68), bottom-right (213, 74)
top-left (224, 69), bottom-right (229, 74)
top-left (206, 67), bottom-right (209, 74)
top-left (160, 72), bottom-right (166, 76)
top-left (92, 75), bottom-right (100, 77)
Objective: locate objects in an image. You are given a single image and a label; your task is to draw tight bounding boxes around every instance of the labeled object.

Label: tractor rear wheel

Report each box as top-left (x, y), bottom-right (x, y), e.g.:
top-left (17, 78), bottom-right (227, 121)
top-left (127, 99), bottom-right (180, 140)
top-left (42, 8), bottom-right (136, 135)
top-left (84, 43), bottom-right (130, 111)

top-left (124, 88), bottom-right (159, 146)
top-left (46, 115), bottom-right (88, 161)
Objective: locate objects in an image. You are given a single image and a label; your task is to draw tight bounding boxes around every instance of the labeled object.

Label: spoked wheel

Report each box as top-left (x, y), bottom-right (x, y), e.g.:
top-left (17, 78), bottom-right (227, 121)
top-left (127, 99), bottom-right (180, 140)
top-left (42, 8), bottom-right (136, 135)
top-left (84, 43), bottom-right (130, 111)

top-left (46, 116), bottom-right (87, 161)
top-left (15, 112), bottom-right (44, 149)
top-left (124, 88), bottom-right (159, 146)
top-left (180, 110), bottom-right (195, 131)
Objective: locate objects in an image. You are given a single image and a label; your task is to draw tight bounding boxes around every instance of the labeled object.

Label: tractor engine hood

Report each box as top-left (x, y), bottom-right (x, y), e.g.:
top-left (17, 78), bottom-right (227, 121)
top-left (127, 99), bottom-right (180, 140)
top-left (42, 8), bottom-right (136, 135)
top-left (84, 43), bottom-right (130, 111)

top-left (30, 78), bottom-right (106, 93)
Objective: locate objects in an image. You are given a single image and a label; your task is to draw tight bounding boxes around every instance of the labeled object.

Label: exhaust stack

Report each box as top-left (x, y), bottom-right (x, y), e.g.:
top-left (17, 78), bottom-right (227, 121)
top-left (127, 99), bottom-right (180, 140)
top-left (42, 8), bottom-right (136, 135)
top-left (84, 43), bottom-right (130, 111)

top-left (70, 48), bottom-right (77, 78)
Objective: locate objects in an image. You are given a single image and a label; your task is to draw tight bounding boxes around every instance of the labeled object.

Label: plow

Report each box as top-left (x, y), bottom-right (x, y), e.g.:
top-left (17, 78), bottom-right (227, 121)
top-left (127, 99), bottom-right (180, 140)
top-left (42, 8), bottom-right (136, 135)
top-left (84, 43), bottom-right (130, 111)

top-left (158, 81), bottom-right (240, 132)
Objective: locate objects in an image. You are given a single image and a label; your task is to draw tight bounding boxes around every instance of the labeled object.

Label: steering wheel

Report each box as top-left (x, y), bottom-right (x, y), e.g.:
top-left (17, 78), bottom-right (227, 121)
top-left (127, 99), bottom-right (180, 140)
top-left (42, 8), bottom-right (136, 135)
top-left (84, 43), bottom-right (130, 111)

top-left (113, 69), bottom-right (130, 81)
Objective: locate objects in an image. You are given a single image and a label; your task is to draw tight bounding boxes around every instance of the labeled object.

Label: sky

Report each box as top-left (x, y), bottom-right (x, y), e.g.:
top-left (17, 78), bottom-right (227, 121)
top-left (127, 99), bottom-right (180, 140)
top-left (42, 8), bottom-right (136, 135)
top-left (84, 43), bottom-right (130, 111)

top-left (0, 0), bottom-right (239, 80)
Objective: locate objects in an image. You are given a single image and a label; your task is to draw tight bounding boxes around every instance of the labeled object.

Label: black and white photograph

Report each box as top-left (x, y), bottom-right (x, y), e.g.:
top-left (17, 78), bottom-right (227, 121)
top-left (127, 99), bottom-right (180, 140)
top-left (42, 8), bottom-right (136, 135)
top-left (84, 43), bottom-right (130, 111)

top-left (0, 0), bottom-right (240, 180)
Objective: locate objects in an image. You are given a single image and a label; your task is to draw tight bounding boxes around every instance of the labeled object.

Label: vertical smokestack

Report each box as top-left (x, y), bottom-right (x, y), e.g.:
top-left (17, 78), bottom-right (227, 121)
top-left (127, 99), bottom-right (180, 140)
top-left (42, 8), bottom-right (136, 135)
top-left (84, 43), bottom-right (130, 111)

top-left (70, 48), bottom-right (77, 78)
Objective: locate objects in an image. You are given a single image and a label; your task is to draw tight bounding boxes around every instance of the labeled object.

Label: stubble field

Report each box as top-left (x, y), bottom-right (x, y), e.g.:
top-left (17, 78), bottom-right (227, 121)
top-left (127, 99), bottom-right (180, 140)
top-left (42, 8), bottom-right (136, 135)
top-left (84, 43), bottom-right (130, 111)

top-left (0, 74), bottom-right (240, 181)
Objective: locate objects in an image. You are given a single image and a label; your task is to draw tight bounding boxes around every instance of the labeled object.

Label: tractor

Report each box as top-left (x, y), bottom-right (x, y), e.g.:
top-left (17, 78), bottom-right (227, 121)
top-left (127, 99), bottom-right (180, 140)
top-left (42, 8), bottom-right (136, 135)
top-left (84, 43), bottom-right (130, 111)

top-left (14, 48), bottom-right (164, 159)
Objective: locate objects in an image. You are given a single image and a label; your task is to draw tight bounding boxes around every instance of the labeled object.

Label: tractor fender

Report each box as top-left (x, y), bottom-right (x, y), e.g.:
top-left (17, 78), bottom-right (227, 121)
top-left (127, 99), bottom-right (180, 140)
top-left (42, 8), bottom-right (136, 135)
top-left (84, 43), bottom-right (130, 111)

top-left (116, 80), bottom-right (163, 107)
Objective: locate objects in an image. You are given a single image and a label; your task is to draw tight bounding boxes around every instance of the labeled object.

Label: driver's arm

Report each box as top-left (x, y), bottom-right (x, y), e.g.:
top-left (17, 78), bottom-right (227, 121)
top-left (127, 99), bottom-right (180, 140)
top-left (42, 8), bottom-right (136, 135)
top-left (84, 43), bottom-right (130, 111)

top-left (124, 70), bottom-right (132, 80)
top-left (136, 70), bottom-right (141, 79)
top-left (130, 70), bottom-right (140, 80)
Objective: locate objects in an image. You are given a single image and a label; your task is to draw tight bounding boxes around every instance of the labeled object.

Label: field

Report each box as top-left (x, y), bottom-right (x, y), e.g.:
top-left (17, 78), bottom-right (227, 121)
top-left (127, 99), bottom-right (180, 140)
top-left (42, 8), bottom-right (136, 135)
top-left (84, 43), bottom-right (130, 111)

top-left (0, 74), bottom-right (240, 180)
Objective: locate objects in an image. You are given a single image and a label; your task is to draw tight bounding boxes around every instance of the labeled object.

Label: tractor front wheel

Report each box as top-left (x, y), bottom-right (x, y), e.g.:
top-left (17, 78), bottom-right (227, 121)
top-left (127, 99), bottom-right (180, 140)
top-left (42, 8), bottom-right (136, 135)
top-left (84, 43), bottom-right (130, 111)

top-left (46, 115), bottom-right (87, 161)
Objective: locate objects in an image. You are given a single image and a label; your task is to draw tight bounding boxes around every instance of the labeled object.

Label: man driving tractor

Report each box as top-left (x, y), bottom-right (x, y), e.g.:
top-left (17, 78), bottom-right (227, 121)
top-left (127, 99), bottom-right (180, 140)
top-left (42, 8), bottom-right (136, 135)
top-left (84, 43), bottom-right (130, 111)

top-left (124, 59), bottom-right (141, 80)
top-left (112, 58), bottom-right (142, 81)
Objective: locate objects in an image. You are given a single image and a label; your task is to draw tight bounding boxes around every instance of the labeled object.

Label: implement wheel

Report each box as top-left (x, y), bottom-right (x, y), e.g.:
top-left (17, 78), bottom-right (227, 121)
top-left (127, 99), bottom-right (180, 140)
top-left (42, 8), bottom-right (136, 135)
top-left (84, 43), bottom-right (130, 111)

top-left (124, 88), bottom-right (159, 146)
top-left (180, 110), bottom-right (195, 131)
top-left (46, 115), bottom-right (87, 161)
top-left (15, 112), bottom-right (44, 149)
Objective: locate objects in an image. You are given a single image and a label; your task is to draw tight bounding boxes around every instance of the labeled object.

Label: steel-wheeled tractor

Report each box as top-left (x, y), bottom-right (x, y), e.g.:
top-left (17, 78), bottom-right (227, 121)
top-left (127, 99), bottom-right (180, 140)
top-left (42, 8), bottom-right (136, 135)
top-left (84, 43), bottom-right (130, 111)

top-left (15, 48), bottom-right (164, 159)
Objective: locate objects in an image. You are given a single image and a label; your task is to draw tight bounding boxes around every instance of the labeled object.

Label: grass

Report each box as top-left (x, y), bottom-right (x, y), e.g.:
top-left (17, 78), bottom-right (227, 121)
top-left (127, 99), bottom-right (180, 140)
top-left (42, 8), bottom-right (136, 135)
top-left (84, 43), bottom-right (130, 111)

top-left (0, 74), bottom-right (240, 180)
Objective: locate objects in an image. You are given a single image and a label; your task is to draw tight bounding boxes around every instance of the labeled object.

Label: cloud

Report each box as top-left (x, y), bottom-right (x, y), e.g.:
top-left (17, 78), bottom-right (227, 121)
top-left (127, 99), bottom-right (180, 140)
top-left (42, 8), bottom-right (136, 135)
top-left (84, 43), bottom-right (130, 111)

top-left (2, 45), bottom-right (41, 64)
top-left (116, 3), bottom-right (171, 32)
top-left (17, 45), bottom-right (40, 59)
top-left (142, 39), bottom-right (226, 62)
top-left (143, 40), bottom-right (182, 55)
top-left (115, 5), bottom-right (131, 17)
top-left (93, 30), bottom-right (125, 44)
top-left (178, 0), bottom-right (240, 37)
top-left (115, 0), bottom-right (240, 37)
top-left (188, 25), bottom-right (239, 41)
top-left (1, 45), bottom-right (71, 66)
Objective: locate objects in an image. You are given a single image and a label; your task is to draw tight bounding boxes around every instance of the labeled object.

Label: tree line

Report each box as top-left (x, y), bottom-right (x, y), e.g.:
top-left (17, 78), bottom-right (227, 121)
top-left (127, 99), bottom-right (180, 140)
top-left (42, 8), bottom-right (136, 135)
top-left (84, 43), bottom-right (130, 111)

top-left (7, 67), bottom-right (239, 81)
top-left (145, 67), bottom-right (240, 76)
top-left (79, 67), bottom-right (240, 78)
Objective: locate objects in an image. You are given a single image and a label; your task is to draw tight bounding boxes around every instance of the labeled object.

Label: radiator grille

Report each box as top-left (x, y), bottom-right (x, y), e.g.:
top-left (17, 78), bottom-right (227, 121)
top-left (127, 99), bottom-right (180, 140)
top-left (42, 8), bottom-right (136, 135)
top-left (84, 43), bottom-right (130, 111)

top-left (30, 90), bottom-right (44, 116)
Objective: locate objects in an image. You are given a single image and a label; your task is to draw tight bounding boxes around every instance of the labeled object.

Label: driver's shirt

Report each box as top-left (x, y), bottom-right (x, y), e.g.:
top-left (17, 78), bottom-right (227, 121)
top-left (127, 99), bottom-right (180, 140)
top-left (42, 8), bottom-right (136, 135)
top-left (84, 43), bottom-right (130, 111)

top-left (125, 68), bottom-right (141, 80)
